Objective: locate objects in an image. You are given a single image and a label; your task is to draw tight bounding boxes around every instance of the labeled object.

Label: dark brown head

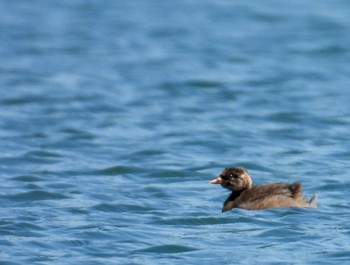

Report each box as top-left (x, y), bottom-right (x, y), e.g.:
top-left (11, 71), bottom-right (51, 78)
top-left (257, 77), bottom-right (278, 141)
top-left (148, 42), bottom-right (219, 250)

top-left (210, 167), bottom-right (253, 191)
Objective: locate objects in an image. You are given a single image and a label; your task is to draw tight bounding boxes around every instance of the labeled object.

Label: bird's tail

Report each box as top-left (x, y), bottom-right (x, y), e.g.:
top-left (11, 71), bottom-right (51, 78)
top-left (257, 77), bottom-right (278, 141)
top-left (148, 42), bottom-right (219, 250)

top-left (308, 193), bottom-right (318, 208)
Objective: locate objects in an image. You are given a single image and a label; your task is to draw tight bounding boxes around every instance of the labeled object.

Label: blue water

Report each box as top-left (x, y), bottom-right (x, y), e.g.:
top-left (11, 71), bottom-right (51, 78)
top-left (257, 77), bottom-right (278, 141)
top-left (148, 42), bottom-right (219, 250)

top-left (1, 1), bottom-right (350, 264)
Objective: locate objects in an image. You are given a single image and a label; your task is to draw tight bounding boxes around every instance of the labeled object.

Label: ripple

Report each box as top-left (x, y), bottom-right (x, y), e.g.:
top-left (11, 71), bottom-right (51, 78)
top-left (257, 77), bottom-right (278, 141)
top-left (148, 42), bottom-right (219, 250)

top-left (93, 165), bottom-right (143, 175)
top-left (313, 44), bottom-right (347, 56)
top-left (91, 203), bottom-right (157, 213)
top-left (19, 150), bottom-right (62, 164)
top-left (324, 250), bottom-right (350, 259)
top-left (56, 239), bottom-right (90, 247)
top-left (60, 128), bottom-right (97, 141)
top-left (149, 169), bottom-right (189, 179)
top-left (131, 149), bottom-right (166, 157)
top-left (66, 207), bottom-right (90, 215)
top-left (7, 222), bottom-right (44, 231)
top-left (137, 244), bottom-right (197, 253)
top-left (0, 227), bottom-right (45, 238)
top-left (11, 175), bottom-right (44, 182)
top-left (0, 261), bottom-right (20, 265)
top-left (186, 79), bottom-right (224, 89)
top-left (7, 190), bottom-right (68, 201)
top-left (22, 150), bottom-right (62, 158)
top-left (0, 222), bottom-right (45, 238)
top-left (0, 231), bottom-right (14, 241)
top-left (0, 95), bottom-right (50, 105)
top-left (257, 227), bottom-right (304, 238)
top-left (150, 217), bottom-right (235, 226)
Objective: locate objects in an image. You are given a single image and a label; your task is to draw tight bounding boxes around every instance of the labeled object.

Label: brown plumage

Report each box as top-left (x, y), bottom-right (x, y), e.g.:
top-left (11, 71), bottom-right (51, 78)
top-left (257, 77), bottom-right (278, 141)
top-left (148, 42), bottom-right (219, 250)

top-left (210, 167), bottom-right (317, 212)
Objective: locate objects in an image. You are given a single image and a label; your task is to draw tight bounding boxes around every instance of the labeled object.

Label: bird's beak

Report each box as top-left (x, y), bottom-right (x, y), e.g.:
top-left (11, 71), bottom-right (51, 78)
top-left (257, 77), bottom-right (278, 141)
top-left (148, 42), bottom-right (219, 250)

top-left (210, 177), bottom-right (223, 184)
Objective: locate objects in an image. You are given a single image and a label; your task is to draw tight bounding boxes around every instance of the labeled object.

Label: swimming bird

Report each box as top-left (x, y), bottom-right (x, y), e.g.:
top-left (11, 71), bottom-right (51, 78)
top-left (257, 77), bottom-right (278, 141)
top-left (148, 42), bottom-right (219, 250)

top-left (210, 167), bottom-right (317, 212)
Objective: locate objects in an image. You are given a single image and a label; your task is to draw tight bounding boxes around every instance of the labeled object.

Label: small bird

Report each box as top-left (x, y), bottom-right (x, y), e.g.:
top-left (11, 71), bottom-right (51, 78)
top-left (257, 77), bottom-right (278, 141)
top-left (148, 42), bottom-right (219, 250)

top-left (210, 167), bottom-right (317, 212)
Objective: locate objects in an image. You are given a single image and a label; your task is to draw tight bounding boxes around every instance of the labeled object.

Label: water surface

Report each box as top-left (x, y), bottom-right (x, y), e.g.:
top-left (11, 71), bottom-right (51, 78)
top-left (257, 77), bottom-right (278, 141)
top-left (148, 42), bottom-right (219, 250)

top-left (1, 1), bottom-right (350, 264)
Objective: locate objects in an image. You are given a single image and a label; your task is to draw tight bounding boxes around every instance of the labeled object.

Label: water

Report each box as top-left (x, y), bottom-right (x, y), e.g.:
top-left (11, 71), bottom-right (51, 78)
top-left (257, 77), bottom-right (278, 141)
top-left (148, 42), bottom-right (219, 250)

top-left (1, 0), bottom-right (350, 264)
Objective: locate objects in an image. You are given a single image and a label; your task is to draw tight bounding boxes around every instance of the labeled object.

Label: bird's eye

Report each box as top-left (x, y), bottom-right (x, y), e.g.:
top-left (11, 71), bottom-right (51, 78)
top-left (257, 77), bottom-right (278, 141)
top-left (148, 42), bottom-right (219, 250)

top-left (229, 173), bottom-right (239, 179)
